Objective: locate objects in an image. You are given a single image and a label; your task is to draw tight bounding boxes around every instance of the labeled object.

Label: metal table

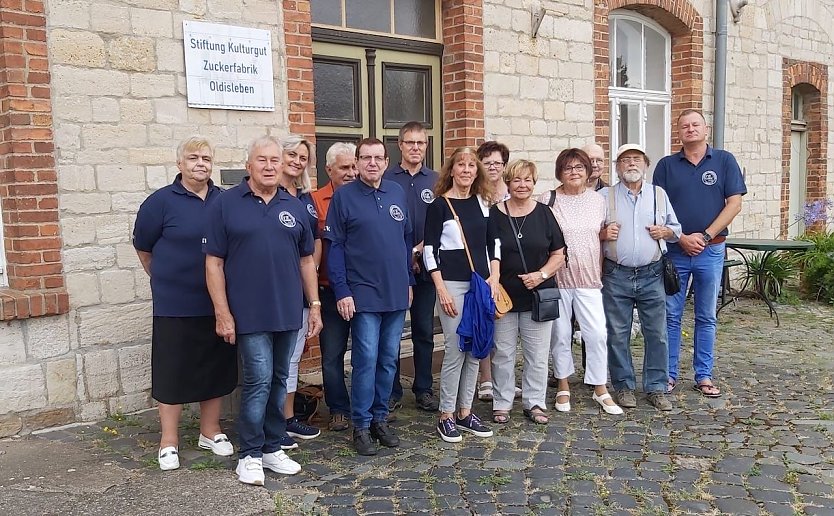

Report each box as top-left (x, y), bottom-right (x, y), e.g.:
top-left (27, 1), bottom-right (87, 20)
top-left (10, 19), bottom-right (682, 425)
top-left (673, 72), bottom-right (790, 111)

top-left (719, 238), bottom-right (815, 326)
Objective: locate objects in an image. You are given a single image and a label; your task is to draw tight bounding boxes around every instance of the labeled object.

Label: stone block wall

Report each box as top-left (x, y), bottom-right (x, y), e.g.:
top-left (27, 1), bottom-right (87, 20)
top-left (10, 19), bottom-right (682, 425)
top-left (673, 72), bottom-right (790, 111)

top-left (0, 0), bottom-right (291, 435)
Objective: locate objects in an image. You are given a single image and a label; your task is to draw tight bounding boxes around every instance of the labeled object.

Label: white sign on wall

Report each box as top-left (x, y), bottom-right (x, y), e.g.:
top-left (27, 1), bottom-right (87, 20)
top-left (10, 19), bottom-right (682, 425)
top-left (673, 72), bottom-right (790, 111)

top-left (182, 20), bottom-right (275, 111)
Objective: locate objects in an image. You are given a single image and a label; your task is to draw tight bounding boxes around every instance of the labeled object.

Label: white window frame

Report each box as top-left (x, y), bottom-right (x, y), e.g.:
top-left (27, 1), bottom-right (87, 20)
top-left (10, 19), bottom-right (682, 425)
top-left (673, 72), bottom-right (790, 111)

top-left (609, 12), bottom-right (672, 180)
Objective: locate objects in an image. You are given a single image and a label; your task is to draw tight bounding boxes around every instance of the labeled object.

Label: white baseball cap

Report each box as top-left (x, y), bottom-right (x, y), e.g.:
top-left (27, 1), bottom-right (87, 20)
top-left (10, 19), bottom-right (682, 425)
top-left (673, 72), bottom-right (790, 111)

top-left (616, 143), bottom-right (647, 160)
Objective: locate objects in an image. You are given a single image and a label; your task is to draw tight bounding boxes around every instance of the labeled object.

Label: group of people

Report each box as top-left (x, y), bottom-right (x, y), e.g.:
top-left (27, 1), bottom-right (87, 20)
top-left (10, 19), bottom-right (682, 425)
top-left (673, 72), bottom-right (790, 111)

top-left (133, 110), bottom-right (745, 485)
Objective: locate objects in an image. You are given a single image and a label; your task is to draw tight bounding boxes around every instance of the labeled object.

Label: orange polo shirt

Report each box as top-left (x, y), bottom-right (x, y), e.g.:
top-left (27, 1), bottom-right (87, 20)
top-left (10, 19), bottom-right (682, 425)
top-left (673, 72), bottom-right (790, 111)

top-left (311, 182), bottom-right (335, 286)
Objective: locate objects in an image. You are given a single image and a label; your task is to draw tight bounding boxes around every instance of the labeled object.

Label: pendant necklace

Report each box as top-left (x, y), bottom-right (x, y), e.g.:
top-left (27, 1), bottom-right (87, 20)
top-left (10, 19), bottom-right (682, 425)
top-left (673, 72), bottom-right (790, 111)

top-left (512, 214), bottom-right (529, 239)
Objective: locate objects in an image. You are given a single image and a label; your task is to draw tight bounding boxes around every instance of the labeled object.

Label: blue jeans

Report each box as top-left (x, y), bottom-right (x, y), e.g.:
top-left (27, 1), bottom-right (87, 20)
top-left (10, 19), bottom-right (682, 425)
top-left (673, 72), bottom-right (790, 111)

top-left (237, 330), bottom-right (297, 459)
top-left (350, 310), bottom-right (407, 429)
top-left (602, 259), bottom-right (668, 393)
top-left (319, 286), bottom-right (351, 417)
top-left (666, 242), bottom-right (725, 382)
top-left (392, 280), bottom-right (436, 400)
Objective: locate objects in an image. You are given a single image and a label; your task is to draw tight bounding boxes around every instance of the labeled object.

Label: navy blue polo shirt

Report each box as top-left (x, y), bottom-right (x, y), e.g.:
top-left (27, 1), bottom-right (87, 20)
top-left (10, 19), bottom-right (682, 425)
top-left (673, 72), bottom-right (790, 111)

top-left (297, 191), bottom-right (320, 239)
top-left (654, 145), bottom-right (747, 237)
top-left (384, 164), bottom-right (438, 245)
top-left (133, 174), bottom-right (222, 317)
top-left (323, 178), bottom-right (413, 312)
top-left (203, 178), bottom-right (314, 334)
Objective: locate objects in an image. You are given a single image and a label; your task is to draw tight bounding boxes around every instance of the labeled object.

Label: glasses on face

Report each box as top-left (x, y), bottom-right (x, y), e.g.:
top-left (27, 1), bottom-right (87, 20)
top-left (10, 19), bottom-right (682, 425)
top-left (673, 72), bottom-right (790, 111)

top-left (401, 140), bottom-right (427, 148)
top-left (617, 156), bottom-right (644, 164)
top-left (562, 164), bottom-right (586, 173)
top-left (482, 161), bottom-right (505, 169)
top-left (358, 155), bottom-right (387, 163)
top-left (589, 158), bottom-right (604, 165)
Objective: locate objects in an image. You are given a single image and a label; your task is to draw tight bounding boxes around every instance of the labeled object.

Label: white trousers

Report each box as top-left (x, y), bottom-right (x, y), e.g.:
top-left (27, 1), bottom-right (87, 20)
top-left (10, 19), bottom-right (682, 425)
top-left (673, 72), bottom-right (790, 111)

top-left (287, 308), bottom-right (309, 393)
top-left (550, 288), bottom-right (608, 386)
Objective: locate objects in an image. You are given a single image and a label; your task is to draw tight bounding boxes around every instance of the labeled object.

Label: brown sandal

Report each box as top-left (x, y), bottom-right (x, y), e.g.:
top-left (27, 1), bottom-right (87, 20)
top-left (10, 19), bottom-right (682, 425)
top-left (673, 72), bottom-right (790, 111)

top-left (523, 406), bottom-right (549, 425)
top-left (493, 410), bottom-right (510, 424)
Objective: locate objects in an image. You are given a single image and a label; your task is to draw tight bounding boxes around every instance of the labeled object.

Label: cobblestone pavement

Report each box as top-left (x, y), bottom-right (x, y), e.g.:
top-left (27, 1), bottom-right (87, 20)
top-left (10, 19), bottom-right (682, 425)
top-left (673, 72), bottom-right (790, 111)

top-left (2, 297), bottom-right (834, 515)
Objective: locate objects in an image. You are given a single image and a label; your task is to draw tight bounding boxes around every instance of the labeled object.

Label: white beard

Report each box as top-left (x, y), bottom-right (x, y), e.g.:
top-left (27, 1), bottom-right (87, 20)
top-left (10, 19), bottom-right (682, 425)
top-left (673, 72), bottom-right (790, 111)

top-left (622, 170), bottom-right (643, 183)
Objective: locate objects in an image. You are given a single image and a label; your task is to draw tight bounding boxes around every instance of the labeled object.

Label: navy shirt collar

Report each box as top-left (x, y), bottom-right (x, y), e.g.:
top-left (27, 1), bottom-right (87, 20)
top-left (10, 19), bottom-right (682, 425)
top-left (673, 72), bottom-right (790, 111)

top-left (676, 144), bottom-right (713, 163)
top-left (171, 173), bottom-right (218, 198)
top-left (357, 178), bottom-right (387, 194)
top-left (392, 163), bottom-right (431, 177)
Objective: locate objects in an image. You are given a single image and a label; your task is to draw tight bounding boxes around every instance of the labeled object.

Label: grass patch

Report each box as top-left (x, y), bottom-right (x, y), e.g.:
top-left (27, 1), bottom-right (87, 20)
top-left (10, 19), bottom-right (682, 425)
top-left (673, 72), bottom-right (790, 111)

top-left (747, 465), bottom-right (761, 477)
top-left (477, 472), bottom-right (512, 487)
top-left (565, 470), bottom-right (596, 481)
top-left (335, 447), bottom-right (356, 458)
top-left (817, 411), bottom-right (834, 421)
top-left (191, 458), bottom-right (226, 471)
top-left (141, 456), bottom-right (159, 469)
top-left (783, 470), bottom-right (800, 486)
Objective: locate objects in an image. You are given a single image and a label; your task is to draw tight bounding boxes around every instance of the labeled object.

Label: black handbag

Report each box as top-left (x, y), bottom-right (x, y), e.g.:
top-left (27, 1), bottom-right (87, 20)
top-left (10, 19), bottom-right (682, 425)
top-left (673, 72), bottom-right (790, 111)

top-left (654, 187), bottom-right (681, 295)
top-left (505, 202), bottom-right (560, 322)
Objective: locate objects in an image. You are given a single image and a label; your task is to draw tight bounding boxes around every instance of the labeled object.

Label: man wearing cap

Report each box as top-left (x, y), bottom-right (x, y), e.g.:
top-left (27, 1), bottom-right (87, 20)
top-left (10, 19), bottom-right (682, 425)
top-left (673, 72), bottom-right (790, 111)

top-left (600, 144), bottom-right (681, 411)
top-left (654, 109), bottom-right (746, 398)
top-left (324, 137), bottom-right (414, 456)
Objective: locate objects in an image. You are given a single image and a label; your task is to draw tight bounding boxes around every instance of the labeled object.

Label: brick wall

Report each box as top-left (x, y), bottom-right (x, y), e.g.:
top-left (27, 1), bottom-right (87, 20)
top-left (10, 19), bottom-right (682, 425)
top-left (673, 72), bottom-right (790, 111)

top-left (594, 0), bottom-right (703, 169)
top-left (0, 0), bottom-right (68, 319)
top-left (780, 59), bottom-right (829, 236)
top-left (441, 0), bottom-right (485, 156)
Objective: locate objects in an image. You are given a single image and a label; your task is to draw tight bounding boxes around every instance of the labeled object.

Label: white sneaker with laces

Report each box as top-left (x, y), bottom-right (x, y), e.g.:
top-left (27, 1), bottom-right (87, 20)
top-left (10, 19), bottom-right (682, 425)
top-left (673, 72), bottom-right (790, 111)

top-left (198, 433), bottom-right (234, 456)
top-left (262, 450), bottom-right (301, 475)
top-left (236, 456), bottom-right (265, 485)
top-left (158, 446), bottom-right (180, 471)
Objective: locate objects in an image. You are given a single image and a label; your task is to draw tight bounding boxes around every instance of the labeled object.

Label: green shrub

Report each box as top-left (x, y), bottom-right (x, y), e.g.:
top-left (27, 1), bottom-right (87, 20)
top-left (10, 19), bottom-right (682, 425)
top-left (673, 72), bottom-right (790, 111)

top-left (796, 231), bottom-right (834, 304)
top-left (744, 251), bottom-right (797, 299)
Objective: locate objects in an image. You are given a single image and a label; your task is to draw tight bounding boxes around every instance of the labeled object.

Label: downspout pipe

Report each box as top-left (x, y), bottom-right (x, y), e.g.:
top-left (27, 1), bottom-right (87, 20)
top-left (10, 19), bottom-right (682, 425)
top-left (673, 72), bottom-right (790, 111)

top-left (713, 0), bottom-right (728, 149)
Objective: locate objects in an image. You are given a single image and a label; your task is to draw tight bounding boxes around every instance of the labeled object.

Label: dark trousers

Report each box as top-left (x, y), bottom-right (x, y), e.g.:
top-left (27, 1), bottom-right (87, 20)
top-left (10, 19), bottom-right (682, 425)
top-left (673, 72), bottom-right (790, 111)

top-left (391, 280), bottom-right (437, 400)
top-left (319, 286), bottom-right (351, 417)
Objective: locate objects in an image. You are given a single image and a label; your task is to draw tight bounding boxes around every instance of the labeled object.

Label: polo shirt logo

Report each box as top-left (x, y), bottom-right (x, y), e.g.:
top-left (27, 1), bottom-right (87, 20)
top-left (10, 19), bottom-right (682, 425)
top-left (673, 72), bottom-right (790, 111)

top-left (389, 204), bottom-right (405, 221)
top-left (306, 203), bottom-right (318, 217)
top-left (278, 211), bottom-right (297, 228)
top-left (420, 189), bottom-right (435, 203)
top-left (701, 171), bottom-right (717, 186)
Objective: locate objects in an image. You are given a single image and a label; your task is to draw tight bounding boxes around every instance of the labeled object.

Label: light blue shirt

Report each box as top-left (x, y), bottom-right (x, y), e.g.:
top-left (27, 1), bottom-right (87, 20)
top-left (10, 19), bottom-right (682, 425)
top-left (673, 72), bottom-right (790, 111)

top-left (600, 181), bottom-right (682, 268)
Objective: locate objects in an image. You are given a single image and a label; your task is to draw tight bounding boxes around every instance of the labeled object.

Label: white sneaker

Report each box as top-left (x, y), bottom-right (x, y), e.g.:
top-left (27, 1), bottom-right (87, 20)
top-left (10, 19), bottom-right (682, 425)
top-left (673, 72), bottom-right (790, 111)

top-left (198, 433), bottom-right (234, 456)
top-left (158, 446), bottom-right (180, 471)
top-left (262, 450), bottom-right (301, 475)
top-left (236, 456), bottom-right (265, 485)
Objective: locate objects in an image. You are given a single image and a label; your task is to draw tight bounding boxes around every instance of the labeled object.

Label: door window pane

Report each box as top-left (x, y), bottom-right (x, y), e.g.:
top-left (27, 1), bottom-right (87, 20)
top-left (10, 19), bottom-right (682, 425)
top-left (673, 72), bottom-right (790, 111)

top-left (644, 26), bottom-right (667, 92)
top-left (394, 0), bottom-right (436, 39)
top-left (383, 65), bottom-right (430, 127)
top-left (614, 19), bottom-right (643, 88)
top-left (312, 0), bottom-right (342, 26)
top-left (345, 0), bottom-right (391, 33)
top-left (313, 58), bottom-right (361, 126)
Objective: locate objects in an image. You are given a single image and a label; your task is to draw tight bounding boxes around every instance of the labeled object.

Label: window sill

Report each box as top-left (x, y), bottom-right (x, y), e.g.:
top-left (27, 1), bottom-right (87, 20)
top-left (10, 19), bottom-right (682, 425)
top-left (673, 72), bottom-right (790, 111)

top-left (0, 288), bottom-right (69, 320)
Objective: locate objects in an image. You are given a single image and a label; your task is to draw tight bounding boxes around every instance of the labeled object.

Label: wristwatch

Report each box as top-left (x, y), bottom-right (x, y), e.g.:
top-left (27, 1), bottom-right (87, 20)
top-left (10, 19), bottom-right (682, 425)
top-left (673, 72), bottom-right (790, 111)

top-left (701, 231), bottom-right (713, 244)
top-left (540, 270), bottom-right (549, 280)
top-left (309, 300), bottom-right (322, 308)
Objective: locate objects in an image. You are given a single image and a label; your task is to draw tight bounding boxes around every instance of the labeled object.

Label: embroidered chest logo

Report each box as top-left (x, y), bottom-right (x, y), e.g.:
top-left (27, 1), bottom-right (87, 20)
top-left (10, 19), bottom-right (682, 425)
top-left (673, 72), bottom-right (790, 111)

top-left (420, 188), bottom-right (435, 203)
top-left (306, 203), bottom-right (318, 218)
top-left (701, 170), bottom-right (717, 186)
top-left (278, 211), bottom-right (297, 228)
top-left (389, 204), bottom-right (405, 221)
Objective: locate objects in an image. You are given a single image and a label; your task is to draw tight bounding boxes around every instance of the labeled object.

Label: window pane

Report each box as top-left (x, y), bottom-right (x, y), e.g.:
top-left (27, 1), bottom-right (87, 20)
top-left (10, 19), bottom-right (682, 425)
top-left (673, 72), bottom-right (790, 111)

top-left (313, 59), bottom-right (360, 124)
top-left (645, 103), bottom-right (666, 180)
top-left (383, 66), bottom-right (430, 126)
top-left (614, 19), bottom-right (643, 88)
top-left (644, 25), bottom-right (667, 91)
top-left (311, 0), bottom-right (342, 26)
top-left (394, 0), bottom-right (436, 39)
top-left (345, 0), bottom-right (391, 33)
top-left (618, 102), bottom-right (640, 148)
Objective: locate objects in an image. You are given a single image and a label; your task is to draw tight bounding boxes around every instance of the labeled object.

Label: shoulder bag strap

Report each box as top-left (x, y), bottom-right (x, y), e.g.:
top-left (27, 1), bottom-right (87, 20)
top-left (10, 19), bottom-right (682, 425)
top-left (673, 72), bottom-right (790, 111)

top-left (547, 189), bottom-right (556, 207)
top-left (503, 201), bottom-right (529, 274)
top-left (443, 196), bottom-right (475, 273)
top-left (653, 186), bottom-right (663, 259)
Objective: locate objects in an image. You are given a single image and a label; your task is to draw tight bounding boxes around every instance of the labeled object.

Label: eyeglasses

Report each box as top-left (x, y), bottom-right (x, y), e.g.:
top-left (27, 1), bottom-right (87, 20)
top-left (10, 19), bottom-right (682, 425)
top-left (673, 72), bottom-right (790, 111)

top-left (401, 140), bottom-right (427, 147)
top-left (589, 158), bottom-right (604, 164)
top-left (617, 156), bottom-right (644, 164)
top-left (483, 161), bottom-right (505, 169)
top-left (358, 155), bottom-right (387, 163)
top-left (562, 164), bottom-right (586, 173)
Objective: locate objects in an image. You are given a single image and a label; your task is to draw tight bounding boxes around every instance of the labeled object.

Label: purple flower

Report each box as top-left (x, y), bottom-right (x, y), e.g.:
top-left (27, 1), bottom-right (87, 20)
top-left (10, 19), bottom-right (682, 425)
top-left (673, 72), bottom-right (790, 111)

top-left (794, 198), bottom-right (834, 226)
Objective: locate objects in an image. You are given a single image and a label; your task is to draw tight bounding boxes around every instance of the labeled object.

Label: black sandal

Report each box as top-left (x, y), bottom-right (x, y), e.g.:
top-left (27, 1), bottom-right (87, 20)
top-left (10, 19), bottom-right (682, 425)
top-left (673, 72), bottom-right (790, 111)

top-left (523, 406), bottom-right (549, 425)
